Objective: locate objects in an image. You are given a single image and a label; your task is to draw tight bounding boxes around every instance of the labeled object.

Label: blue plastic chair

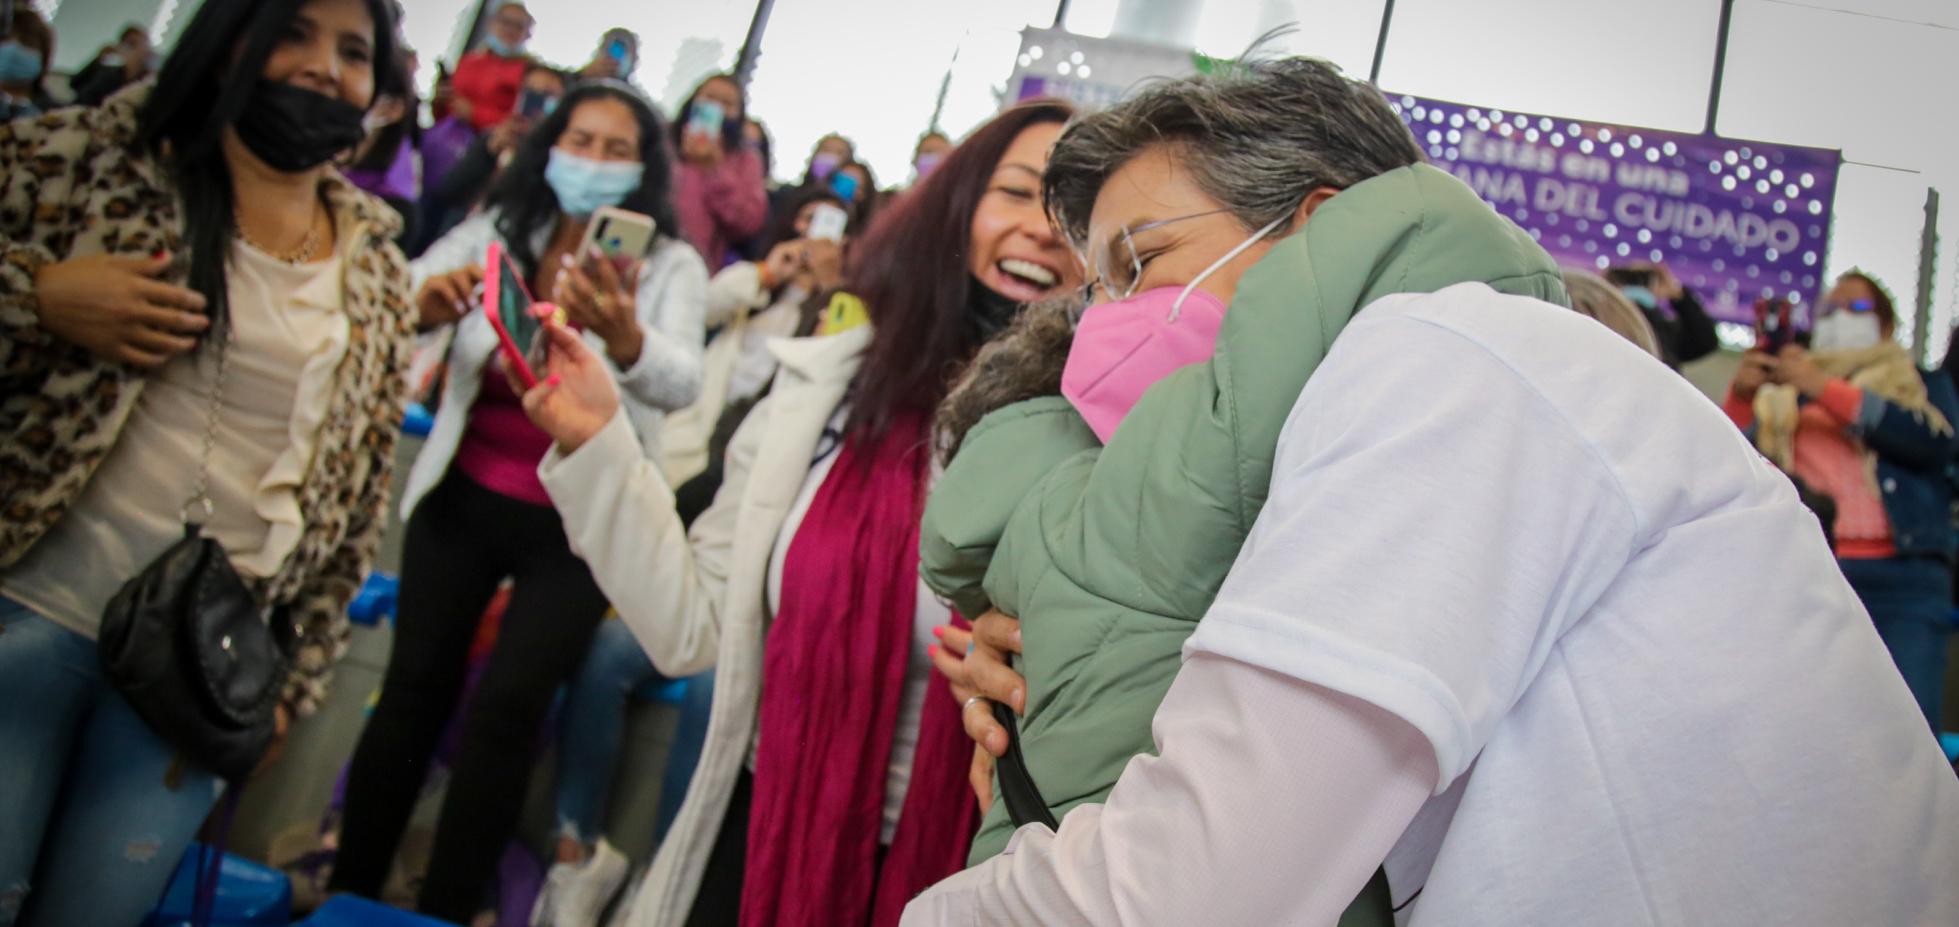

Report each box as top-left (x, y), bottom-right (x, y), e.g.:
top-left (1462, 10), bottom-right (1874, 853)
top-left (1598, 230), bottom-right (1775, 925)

top-left (143, 844), bottom-right (290, 927)
top-left (402, 402), bottom-right (435, 438)
top-left (631, 676), bottom-right (689, 704)
top-left (348, 572), bottom-right (400, 626)
top-left (301, 895), bottom-right (455, 926)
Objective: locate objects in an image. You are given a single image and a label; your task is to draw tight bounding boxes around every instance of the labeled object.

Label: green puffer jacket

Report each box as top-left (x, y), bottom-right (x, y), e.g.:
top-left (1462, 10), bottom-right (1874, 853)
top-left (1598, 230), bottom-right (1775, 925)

top-left (921, 164), bottom-right (1568, 880)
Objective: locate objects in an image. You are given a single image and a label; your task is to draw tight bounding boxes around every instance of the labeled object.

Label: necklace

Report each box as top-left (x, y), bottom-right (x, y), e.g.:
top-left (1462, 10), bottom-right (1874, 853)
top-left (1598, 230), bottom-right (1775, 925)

top-left (235, 202), bottom-right (325, 265)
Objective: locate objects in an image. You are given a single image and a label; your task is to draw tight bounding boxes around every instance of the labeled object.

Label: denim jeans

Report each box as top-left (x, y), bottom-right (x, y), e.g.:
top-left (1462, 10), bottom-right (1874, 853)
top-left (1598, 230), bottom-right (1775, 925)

top-left (555, 618), bottom-right (714, 846)
top-left (1840, 556), bottom-right (1953, 731)
top-left (0, 597), bottom-right (223, 927)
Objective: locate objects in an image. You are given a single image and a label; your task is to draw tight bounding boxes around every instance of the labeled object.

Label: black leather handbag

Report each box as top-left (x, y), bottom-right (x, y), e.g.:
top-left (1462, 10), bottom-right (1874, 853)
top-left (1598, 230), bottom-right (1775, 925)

top-left (95, 328), bottom-right (292, 785)
top-left (98, 524), bottom-right (293, 783)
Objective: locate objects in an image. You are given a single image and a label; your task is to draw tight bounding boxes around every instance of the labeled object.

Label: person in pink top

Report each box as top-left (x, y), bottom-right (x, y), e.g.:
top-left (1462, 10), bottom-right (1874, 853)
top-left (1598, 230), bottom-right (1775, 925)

top-left (1724, 270), bottom-right (1959, 729)
top-left (671, 74), bottom-right (769, 269)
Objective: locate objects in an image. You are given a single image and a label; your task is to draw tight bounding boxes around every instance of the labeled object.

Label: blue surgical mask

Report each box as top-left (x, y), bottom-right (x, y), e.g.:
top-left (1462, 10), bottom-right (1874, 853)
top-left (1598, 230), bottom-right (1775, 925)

top-left (484, 34), bottom-right (524, 58)
top-left (0, 42), bottom-right (43, 84)
top-left (545, 148), bottom-right (643, 217)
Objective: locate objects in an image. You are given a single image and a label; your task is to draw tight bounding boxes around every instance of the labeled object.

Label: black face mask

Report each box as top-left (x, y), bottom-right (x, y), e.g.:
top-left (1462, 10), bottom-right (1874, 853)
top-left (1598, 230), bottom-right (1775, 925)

top-left (232, 79), bottom-right (367, 173)
top-left (968, 275), bottom-right (1027, 343)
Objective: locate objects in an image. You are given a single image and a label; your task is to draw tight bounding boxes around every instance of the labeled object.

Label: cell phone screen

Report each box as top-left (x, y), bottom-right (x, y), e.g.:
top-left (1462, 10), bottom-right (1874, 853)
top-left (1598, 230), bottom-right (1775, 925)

top-left (690, 100), bottom-right (725, 139)
top-left (500, 254), bottom-right (537, 343)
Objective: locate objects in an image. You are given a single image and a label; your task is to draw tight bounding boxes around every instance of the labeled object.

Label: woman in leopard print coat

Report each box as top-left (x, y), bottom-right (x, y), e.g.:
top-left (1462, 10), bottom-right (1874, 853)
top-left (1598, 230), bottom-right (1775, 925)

top-left (0, 0), bottom-right (414, 922)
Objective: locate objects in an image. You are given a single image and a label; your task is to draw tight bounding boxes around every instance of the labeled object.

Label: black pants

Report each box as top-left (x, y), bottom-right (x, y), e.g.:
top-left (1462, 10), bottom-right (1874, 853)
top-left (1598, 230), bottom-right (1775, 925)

top-left (683, 769), bottom-right (752, 927)
top-left (331, 474), bottom-right (610, 921)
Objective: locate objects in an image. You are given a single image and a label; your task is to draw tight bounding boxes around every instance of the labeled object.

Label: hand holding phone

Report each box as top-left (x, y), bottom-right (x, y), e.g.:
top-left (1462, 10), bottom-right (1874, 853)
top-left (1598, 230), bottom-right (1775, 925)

top-left (688, 99), bottom-right (725, 141)
top-left (807, 202), bottom-right (848, 242)
top-left (580, 207), bottom-right (657, 276)
top-left (553, 245), bottom-right (643, 368)
top-left (518, 321), bottom-right (620, 454)
top-left (1754, 297), bottom-right (1795, 354)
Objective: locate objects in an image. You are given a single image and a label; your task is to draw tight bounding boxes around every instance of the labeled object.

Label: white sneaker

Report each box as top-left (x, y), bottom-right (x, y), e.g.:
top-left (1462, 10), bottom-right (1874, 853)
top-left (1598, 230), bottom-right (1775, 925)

top-left (531, 838), bottom-right (631, 927)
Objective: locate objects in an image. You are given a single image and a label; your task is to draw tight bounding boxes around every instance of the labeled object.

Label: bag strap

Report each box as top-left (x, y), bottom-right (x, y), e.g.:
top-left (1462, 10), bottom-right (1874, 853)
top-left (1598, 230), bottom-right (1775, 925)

top-left (180, 324), bottom-right (236, 526)
top-left (991, 701), bottom-right (1058, 831)
top-left (190, 788), bottom-right (242, 927)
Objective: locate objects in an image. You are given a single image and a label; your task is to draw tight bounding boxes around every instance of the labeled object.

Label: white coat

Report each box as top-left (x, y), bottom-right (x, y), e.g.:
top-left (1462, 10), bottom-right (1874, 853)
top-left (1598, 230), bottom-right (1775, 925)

top-left (538, 325), bottom-right (871, 927)
top-left (400, 210), bottom-right (709, 519)
top-left (657, 260), bottom-right (806, 483)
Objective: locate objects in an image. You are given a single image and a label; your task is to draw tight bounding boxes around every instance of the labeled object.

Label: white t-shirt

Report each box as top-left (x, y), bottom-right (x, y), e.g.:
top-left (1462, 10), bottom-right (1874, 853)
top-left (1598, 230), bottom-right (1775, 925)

top-left (6, 241), bottom-right (349, 637)
top-left (1183, 282), bottom-right (1959, 925)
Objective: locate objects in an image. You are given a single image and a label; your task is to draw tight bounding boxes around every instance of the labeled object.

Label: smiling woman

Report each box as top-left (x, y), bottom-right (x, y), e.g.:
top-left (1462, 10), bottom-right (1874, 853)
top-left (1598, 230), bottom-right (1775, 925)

top-left (507, 99), bottom-right (1078, 927)
top-left (0, 0), bottom-right (415, 923)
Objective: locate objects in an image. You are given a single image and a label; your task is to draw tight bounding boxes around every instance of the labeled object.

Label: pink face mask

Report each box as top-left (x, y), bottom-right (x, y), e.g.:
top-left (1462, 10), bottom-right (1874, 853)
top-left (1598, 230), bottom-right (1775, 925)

top-left (1061, 216), bottom-right (1286, 443)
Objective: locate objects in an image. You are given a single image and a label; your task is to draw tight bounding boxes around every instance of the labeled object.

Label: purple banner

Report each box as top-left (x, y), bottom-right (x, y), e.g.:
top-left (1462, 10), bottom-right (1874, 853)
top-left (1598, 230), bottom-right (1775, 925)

top-left (1391, 94), bottom-right (1842, 324)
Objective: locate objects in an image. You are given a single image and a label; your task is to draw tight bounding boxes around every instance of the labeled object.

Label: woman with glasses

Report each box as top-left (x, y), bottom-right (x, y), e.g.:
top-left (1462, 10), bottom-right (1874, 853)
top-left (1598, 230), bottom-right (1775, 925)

top-left (909, 60), bottom-right (1959, 926)
top-left (1725, 270), bottom-right (1959, 730)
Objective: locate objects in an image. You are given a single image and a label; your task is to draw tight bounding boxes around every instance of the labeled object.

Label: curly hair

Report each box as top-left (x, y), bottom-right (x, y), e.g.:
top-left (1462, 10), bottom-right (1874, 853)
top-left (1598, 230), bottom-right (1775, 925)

top-left (933, 294), bottom-right (1080, 464)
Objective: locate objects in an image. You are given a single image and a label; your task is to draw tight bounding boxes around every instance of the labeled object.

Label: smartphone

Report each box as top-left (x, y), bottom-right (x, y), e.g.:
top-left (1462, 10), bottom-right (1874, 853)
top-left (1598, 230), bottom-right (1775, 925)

top-left (1754, 296), bottom-right (1795, 354)
top-left (516, 87), bottom-right (554, 119)
top-left (482, 242), bottom-right (544, 388)
top-left (829, 171), bottom-right (859, 203)
top-left (806, 203), bottom-right (848, 242)
top-left (581, 207), bottom-right (657, 274)
top-left (688, 99), bottom-right (725, 140)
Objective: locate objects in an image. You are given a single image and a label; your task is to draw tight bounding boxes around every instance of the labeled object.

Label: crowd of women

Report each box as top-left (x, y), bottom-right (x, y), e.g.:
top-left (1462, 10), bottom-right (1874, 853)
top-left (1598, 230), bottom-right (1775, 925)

top-left (1, 0), bottom-right (1955, 925)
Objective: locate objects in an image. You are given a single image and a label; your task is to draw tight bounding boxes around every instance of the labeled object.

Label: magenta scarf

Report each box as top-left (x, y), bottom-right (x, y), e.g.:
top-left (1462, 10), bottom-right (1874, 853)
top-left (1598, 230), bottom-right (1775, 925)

top-left (741, 414), bottom-right (981, 927)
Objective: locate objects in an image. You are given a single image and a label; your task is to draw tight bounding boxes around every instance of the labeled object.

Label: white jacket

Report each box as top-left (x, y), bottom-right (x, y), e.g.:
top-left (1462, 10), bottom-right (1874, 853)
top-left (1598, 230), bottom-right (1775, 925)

top-left (400, 210), bottom-right (708, 518)
top-left (658, 261), bottom-right (806, 482)
top-left (538, 325), bottom-right (870, 927)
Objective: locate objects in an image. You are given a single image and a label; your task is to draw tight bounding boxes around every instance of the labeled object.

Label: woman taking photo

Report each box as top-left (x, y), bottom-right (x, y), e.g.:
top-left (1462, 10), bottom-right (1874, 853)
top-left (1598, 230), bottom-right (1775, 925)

top-left (330, 80), bottom-right (708, 922)
top-left (0, 0), bottom-right (413, 923)
top-left (671, 74), bottom-right (769, 269)
top-left (518, 100), bottom-right (1078, 927)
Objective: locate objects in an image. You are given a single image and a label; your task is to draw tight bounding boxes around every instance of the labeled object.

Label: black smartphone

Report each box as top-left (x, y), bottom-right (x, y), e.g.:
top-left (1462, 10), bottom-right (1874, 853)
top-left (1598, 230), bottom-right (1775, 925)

top-left (1755, 296), bottom-right (1795, 353)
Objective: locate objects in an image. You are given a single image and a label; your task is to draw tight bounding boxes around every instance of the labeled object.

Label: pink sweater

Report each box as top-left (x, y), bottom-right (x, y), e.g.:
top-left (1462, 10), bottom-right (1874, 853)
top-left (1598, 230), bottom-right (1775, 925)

top-left (454, 357), bottom-right (555, 506)
top-left (672, 147), bottom-right (768, 269)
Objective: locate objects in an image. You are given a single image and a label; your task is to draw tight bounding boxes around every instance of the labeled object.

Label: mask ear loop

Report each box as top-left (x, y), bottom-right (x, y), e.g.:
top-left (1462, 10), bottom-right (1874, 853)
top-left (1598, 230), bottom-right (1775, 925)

top-left (1169, 215), bottom-right (1290, 322)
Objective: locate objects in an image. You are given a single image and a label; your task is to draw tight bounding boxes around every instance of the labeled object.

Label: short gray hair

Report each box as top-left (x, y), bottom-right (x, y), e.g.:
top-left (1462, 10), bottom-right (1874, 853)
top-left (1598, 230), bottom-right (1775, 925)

top-left (1042, 57), bottom-right (1426, 246)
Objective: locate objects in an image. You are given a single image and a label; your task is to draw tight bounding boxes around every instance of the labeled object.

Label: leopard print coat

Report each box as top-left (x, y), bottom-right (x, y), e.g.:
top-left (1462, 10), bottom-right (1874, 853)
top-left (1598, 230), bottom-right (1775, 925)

top-left (0, 84), bottom-right (417, 717)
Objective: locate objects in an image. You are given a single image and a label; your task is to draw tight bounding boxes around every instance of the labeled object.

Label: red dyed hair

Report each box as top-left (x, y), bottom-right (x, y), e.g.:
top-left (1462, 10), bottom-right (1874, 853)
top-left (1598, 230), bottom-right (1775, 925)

top-left (842, 99), bottom-right (1074, 440)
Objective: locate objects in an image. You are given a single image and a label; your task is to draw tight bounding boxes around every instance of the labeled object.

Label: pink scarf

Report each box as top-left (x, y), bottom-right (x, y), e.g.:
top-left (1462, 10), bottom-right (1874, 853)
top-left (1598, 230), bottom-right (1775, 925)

top-left (742, 414), bottom-right (981, 927)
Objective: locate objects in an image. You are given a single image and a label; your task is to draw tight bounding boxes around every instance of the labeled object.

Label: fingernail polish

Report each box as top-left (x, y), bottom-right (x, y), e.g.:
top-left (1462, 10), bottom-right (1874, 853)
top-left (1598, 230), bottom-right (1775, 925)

top-left (544, 374), bottom-right (561, 387)
top-left (927, 644), bottom-right (939, 658)
top-left (931, 626), bottom-right (945, 639)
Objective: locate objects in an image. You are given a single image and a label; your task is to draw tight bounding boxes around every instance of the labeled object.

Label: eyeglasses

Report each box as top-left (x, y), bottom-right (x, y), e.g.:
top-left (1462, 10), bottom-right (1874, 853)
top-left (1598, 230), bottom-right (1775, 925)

top-left (1822, 298), bottom-right (1876, 315)
top-left (1080, 209), bottom-right (1232, 304)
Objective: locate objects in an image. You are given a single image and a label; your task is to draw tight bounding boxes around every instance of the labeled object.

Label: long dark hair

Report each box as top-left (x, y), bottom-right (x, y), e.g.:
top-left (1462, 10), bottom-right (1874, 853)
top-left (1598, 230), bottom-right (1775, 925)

top-left (843, 99), bottom-right (1073, 440)
top-left (672, 73), bottom-right (745, 151)
top-left (135, 0), bottom-right (399, 329)
top-left (484, 80), bottom-right (679, 282)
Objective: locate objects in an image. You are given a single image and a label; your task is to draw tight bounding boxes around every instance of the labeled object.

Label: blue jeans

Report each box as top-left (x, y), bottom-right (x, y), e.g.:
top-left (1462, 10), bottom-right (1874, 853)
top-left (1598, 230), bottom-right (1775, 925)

top-left (0, 597), bottom-right (223, 927)
top-left (1840, 557), bottom-right (1952, 731)
top-left (555, 619), bottom-right (713, 846)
